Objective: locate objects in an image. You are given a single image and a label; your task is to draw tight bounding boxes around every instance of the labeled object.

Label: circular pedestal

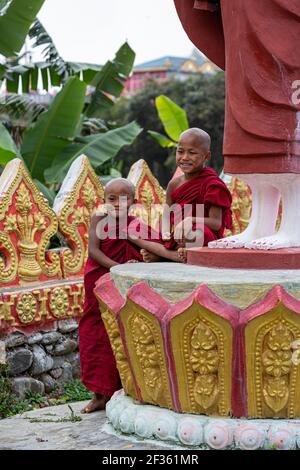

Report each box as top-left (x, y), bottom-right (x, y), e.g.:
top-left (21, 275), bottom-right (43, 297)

top-left (106, 390), bottom-right (300, 450)
top-left (95, 262), bottom-right (300, 423)
top-left (110, 262), bottom-right (300, 309)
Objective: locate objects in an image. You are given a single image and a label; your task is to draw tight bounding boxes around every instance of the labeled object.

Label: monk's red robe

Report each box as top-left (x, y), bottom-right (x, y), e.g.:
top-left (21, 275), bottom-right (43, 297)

top-left (174, 0), bottom-right (300, 174)
top-left (165, 167), bottom-right (232, 249)
top-left (79, 215), bottom-right (157, 397)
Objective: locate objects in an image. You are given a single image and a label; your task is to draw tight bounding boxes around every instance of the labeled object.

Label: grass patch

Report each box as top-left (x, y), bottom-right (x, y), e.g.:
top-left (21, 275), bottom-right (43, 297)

top-left (23, 405), bottom-right (82, 423)
top-left (0, 368), bottom-right (92, 420)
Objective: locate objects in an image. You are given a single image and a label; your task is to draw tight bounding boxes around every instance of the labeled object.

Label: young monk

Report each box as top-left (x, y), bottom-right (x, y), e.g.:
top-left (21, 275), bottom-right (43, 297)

top-left (79, 178), bottom-right (181, 413)
top-left (140, 128), bottom-right (232, 262)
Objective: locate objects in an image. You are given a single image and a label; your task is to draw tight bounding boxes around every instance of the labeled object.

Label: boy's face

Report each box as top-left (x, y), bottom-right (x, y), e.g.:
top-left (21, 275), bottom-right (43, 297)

top-left (176, 133), bottom-right (210, 174)
top-left (104, 182), bottom-right (135, 218)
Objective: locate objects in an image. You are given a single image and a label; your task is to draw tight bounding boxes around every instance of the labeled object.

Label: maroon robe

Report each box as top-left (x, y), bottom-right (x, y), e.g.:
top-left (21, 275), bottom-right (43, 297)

top-left (165, 167), bottom-right (232, 249)
top-left (79, 216), bottom-right (158, 397)
top-left (174, 0), bottom-right (300, 174)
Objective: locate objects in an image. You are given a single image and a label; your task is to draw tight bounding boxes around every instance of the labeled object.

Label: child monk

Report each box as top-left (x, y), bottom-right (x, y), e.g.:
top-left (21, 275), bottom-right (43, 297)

top-left (79, 177), bottom-right (185, 413)
top-left (139, 128), bottom-right (232, 262)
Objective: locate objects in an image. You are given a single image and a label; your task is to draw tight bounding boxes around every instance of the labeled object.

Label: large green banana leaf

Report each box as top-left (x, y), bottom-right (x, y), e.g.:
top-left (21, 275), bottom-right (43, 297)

top-left (85, 42), bottom-right (135, 118)
top-left (44, 121), bottom-right (142, 184)
top-left (155, 95), bottom-right (189, 142)
top-left (0, 122), bottom-right (19, 164)
top-left (21, 76), bottom-right (86, 182)
top-left (0, 0), bottom-right (45, 57)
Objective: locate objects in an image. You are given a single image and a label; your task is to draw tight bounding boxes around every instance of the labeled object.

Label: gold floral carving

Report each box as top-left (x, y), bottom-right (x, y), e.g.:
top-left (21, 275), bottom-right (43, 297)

top-left (246, 305), bottom-right (300, 418)
top-left (16, 293), bottom-right (37, 324)
top-left (57, 156), bottom-right (104, 276)
top-left (49, 288), bottom-right (70, 318)
top-left (132, 315), bottom-right (163, 402)
top-left (262, 323), bottom-right (292, 413)
top-left (169, 303), bottom-right (232, 416)
top-left (0, 159), bottom-right (61, 284)
top-left (102, 308), bottom-right (137, 399)
top-left (128, 159), bottom-right (165, 229)
top-left (190, 322), bottom-right (219, 410)
top-left (119, 299), bottom-right (172, 409)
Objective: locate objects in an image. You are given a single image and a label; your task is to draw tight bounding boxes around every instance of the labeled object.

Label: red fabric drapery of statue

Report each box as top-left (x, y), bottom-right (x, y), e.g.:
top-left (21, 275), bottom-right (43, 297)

top-left (164, 167), bottom-right (232, 249)
top-left (174, 0), bottom-right (300, 174)
top-left (79, 216), bottom-right (160, 397)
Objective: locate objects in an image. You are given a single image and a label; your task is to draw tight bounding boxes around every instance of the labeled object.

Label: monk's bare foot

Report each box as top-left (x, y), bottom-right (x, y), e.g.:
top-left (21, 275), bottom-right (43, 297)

top-left (141, 249), bottom-right (161, 263)
top-left (81, 393), bottom-right (108, 413)
top-left (178, 247), bottom-right (187, 263)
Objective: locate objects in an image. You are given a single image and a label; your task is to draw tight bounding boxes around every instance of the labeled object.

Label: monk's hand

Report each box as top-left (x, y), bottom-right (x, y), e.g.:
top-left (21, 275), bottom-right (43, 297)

top-left (126, 259), bottom-right (139, 263)
top-left (174, 217), bottom-right (193, 241)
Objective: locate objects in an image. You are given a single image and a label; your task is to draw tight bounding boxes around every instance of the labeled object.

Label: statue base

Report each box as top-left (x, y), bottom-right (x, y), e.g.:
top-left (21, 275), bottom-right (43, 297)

top-left (187, 247), bottom-right (300, 270)
top-left (95, 263), bottom-right (300, 422)
top-left (106, 390), bottom-right (300, 450)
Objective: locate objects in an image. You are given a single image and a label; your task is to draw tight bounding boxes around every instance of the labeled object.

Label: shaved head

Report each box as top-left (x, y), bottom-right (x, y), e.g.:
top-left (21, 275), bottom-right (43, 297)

top-left (179, 128), bottom-right (211, 153)
top-left (104, 177), bottom-right (136, 198)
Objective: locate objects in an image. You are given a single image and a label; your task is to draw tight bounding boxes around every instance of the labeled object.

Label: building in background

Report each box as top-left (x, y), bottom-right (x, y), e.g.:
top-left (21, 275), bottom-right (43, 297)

top-left (125, 53), bottom-right (219, 96)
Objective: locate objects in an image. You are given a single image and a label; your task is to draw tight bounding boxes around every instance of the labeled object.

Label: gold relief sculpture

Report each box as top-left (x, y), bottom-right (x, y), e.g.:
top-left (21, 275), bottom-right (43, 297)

top-left (0, 234), bottom-right (17, 284)
top-left (119, 299), bottom-right (173, 409)
top-left (190, 322), bottom-right (219, 409)
top-left (49, 288), bottom-right (70, 318)
top-left (131, 315), bottom-right (162, 402)
top-left (101, 307), bottom-right (138, 399)
top-left (16, 293), bottom-right (37, 324)
top-left (169, 302), bottom-right (232, 416)
top-left (128, 159), bottom-right (165, 229)
top-left (226, 177), bottom-right (252, 236)
top-left (0, 295), bottom-right (18, 326)
top-left (0, 159), bottom-right (61, 284)
top-left (246, 305), bottom-right (300, 418)
top-left (56, 156), bottom-right (104, 276)
top-left (66, 283), bottom-right (85, 317)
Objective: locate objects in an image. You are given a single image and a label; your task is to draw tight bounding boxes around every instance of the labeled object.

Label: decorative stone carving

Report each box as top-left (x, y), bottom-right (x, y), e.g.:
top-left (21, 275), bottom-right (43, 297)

top-left (242, 286), bottom-right (300, 419)
top-left (128, 159), bottom-right (165, 229)
top-left (53, 155), bottom-right (104, 277)
top-left (0, 158), bottom-right (61, 286)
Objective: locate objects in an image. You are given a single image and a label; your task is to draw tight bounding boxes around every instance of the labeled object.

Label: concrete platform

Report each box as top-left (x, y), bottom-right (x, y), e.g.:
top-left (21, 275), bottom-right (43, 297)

top-left (0, 400), bottom-right (166, 450)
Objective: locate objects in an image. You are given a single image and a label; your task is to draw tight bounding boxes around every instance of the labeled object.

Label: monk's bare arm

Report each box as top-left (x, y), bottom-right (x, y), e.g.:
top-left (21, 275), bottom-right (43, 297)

top-left (128, 237), bottom-right (179, 262)
top-left (174, 205), bottom-right (222, 239)
top-left (191, 205), bottom-right (222, 231)
top-left (204, 205), bottom-right (222, 231)
top-left (88, 214), bottom-right (118, 269)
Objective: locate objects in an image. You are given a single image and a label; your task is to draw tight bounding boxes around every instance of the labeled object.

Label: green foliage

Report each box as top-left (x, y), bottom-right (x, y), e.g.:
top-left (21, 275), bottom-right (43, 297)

top-left (24, 405), bottom-right (82, 423)
top-left (103, 73), bottom-right (225, 186)
top-left (154, 95), bottom-right (188, 141)
top-left (44, 121), bottom-right (142, 184)
top-left (0, 365), bottom-right (47, 419)
top-left (85, 42), bottom-right (135, 118)
top-left (0, 0), bottom-right (45, 57)
top-left (0, 122), bottom-right (19, 164)
top-left (62, 379), bottom-right (92, 402)
top-left (21, 76), bottom-right (87, 182)
top-left (0, 374), bottom-right (92, 420)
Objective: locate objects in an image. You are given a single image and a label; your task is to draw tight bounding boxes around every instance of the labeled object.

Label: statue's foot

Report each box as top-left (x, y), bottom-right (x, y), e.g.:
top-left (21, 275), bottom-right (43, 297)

top-left (208, 232), bottom-right (259, 249)
top-left (245, 233), bottom-right (300, 250)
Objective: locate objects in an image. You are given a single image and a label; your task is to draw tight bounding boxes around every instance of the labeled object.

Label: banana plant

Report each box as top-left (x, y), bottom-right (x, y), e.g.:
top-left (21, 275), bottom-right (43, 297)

top-left (148, 95), bottom-right (189, 147)
top-left (0, 76), bottom-right (142, 189)
top-left (0, 0), bottom-right (45, 58)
